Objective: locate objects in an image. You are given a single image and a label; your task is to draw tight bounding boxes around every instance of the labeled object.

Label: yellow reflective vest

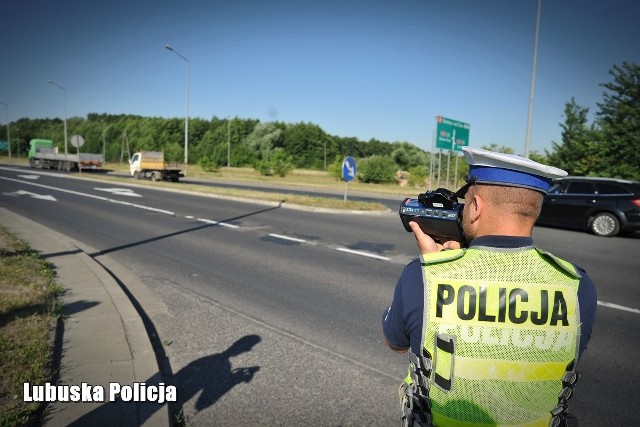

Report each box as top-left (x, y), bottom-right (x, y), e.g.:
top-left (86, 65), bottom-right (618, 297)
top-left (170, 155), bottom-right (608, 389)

top-left (406, 246), bottom-right (581, 426)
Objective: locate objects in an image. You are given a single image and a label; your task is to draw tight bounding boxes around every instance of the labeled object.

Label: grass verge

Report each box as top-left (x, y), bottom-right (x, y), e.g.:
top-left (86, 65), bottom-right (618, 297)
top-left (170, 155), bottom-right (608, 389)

top-left (0, 158), bottom-right (421, 211)
top-left (82, 173), bottom-right (390, 211)
top-left (0, 226), bottom-right (63, 427)
top-left (72, 163), bottom-right (395, 211)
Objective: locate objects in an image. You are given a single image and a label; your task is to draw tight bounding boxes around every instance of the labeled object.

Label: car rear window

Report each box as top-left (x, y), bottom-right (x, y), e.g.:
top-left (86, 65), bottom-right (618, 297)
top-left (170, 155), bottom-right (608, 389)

top-left (594, 183), bottom-right (632, 195)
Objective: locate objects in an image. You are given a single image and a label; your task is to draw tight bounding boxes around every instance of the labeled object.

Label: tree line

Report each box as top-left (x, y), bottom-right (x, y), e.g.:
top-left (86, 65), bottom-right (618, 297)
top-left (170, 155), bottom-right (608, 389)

top-left (6, 111), bottom-right (443, 182)
top-left (3, 61), bottom-right (638, 183)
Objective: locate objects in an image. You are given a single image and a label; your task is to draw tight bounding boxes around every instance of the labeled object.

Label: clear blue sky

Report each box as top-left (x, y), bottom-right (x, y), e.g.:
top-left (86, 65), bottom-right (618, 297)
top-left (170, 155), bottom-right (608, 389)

top-left (1, 0), bottom-right (638, 155)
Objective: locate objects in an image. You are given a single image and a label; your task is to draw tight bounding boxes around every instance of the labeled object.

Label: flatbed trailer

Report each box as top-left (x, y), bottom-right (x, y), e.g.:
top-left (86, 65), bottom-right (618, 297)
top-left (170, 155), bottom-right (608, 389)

top-left (28, 139), bottom-right (104, 171)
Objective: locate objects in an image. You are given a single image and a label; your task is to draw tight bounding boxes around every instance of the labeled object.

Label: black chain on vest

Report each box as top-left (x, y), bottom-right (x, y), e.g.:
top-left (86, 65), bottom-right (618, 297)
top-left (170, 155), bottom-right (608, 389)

top-left (401, 350), bottom-right (434, 427)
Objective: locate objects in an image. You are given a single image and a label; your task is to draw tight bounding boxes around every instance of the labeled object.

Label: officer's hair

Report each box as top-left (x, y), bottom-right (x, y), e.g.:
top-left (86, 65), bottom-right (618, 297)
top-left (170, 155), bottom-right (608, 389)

top-left (479, 185), bottom-right (543, 221)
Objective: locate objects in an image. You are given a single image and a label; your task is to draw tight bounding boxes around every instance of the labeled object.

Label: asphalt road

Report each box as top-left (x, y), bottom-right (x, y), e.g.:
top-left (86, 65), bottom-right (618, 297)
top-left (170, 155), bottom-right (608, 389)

top-left (108, 169), bottom-right (405, 210)
top-left (1, 165), bottom-right (638, 426)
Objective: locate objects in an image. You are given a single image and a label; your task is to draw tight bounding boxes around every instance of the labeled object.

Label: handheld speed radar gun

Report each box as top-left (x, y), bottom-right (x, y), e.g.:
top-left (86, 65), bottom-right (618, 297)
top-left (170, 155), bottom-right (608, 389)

top-left (399, 188), bottom-right (464, 244)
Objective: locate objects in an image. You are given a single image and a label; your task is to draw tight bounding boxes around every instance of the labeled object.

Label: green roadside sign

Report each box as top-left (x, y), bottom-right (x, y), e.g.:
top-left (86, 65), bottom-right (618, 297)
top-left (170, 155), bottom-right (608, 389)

top-left (435, 116), bottom-right (470, 151)
top-left (0, 141), bottom-right (8, 151)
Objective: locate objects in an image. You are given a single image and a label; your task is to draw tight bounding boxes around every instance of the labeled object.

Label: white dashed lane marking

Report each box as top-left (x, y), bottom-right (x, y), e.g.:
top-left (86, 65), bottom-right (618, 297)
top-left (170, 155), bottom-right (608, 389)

top-left (268, 233), bottom-right (307, 243)
top-left (4, 172), bottom-right (639, 315)
top-left (335, 247), bottom-right (390, 261)
top-left (196, 218), bottom-right (239, 229)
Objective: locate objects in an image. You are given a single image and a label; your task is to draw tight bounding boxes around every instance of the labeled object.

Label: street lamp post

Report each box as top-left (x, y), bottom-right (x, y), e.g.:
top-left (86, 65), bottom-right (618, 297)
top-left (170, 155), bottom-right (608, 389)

top-left (47, 79), bottom-right (68, 155)
top-left (227, 117), bottom-right (231, 168)
top-left (102, 120), bottom-right (107, 159)
top-left (165, 44), bottom-right (189, 166)
top-left (524, 0), bottom-right (542, 158)
top-left (0, 101), bottom-right (11, 161)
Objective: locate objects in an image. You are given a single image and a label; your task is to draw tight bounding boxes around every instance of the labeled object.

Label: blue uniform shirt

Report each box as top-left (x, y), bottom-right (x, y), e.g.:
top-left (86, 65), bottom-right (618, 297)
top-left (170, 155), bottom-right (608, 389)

top-left (382, 235), bottom-right (597, 359)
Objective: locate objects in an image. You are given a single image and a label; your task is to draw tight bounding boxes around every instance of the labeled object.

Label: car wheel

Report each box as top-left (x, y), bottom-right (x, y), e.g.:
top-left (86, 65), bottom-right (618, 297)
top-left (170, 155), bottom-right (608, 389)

top-left (590, 212), bottom-right (620, 237)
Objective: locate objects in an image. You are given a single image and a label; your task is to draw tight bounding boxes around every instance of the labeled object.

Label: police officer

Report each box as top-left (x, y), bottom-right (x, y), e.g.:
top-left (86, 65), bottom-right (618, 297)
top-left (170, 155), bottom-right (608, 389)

top-left (382, 147), bottom-right (597, 427)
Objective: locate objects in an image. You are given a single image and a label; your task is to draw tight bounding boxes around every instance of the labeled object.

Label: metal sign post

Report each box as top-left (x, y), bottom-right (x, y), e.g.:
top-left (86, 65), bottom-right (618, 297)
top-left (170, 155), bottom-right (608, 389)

top-left (429, 127), bottom-right (436, 187)
top-left (342, 156), bottom-right (357, 203)
top-left (71, 134), bottom-right (85, 174)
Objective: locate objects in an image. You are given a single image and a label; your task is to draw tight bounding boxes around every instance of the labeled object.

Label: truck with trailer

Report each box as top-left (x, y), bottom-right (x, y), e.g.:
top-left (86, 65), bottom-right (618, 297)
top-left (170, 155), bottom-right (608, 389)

top-left (28, 139), bottom-right (104, 171)
top-left (128, 151), bottom-right (185, 182)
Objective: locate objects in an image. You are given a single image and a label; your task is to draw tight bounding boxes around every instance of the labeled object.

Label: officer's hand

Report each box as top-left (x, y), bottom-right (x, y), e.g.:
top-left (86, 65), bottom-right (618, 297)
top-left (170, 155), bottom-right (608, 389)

top-left (409, 221), bottom-right (461, 254)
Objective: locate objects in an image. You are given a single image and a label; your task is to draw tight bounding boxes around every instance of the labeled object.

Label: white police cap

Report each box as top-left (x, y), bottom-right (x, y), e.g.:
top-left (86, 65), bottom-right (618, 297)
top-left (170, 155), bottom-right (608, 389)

top-left (458, 147), bottom-right (567, 195)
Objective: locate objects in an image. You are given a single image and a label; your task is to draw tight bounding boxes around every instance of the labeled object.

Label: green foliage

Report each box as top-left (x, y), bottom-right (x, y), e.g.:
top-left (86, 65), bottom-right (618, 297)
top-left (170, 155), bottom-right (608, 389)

top-left (334, 136), bottom-right (364, 158)
top-left (328, 156), bottom-right (344, 180)
top-left (528, 151), bottom-right (548, 164)
top-left (271, 149), bottom-right (294, 177)
top-left (9, 112), bottom-right (434, 175)
top-left (256, 148), bottom-right (294, 177)
top-left (283, 122), bottom-right (332, 169)
top-left (245, 122), bottom-right (283, 162)
top-left (231, 142), bottom-right (257, 167)
top-left (481, 144), bottom-right (514, 154)
top-left (255, 160), bottom-right (271, 176)
top-left (163, 142), bottom-right (183, 162)
top-left (407, 165), bottom-right (428, 187)
top-left (211, 143), bottom-right (232, 168)
top-left (198, 155), bottom-right (218, 172)
top-left (0, 227), bottom-right (61, 427)
top-left (596, 62), bottom-right (640, 180)
top-left (546, 62), bottom-right (639, 180)
top-left (357, 155), bottom-right (397, 184)
top-left (194, 129), bottom-right (220, 165)
top-left (545, 98), bottom-right (601, 176)
top-left (392, 142), bottom-right (429, 170)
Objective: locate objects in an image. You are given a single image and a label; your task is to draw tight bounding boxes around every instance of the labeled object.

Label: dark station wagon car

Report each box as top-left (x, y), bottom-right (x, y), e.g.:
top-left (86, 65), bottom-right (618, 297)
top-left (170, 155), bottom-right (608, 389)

top-left (537, 176), bottom-right (640, 237)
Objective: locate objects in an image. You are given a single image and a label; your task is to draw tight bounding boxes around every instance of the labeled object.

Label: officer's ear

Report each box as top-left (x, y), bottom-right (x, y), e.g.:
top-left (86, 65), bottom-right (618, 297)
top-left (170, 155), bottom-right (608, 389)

top-left (468, 192), bottom-right (484, 223)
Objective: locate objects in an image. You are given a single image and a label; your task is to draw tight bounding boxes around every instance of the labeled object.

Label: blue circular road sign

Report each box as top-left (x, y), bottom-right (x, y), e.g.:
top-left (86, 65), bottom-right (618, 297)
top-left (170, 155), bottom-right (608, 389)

top-left (342, 156), bottom-right (357, 182)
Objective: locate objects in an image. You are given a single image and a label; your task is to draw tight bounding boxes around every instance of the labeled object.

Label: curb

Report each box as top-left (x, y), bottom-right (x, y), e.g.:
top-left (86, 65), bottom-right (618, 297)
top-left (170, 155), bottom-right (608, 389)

top-left (0, 208), bottom-right (170, 426)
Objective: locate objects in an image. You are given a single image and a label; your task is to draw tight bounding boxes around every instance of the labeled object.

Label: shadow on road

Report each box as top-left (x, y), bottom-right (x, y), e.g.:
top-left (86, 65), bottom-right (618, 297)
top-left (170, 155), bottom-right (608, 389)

top-left (173, 334), bottom-right (262, 412)
top-left (89, 204), bottom-right (284, 257)
top-left (60, 334), bottom-right (262, 426)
